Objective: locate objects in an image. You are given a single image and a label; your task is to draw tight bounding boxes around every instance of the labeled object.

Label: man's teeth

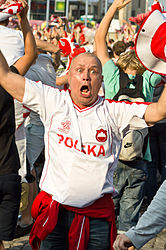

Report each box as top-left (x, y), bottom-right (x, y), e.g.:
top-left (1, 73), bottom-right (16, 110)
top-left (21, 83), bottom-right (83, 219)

top-left (81, 86), bottom-right (89, 93)
top-left (82, 89), bottom-right (88, 93)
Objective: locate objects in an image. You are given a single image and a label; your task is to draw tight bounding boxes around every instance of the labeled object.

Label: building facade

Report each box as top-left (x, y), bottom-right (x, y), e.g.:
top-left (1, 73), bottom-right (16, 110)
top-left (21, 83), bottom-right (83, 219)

top-left (28, 0), bottom-right (147, 24)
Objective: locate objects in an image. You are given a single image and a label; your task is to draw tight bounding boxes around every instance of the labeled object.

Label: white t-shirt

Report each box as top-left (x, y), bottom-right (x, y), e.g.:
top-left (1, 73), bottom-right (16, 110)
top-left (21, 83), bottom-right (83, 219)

top-left (14, 99), bottom-right (30, 181)
top-left (23, 79), bottom-right (148, 207)
top-left (25, 53), bottom-right (64, 126)
top-left (0, 25), bottom-right (24, 66)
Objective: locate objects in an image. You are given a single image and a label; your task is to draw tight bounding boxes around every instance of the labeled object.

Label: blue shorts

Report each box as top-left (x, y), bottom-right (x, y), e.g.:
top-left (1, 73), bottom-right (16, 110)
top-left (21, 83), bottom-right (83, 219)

top-left (0, 174), bottom-right (21, 241)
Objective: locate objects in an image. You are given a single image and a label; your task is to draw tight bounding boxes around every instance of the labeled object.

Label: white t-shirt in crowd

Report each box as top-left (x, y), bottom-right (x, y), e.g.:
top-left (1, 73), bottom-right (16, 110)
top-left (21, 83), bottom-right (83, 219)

top-left (0, 25), bottom-right (24, 66)
top-left (25, 53), bottom-right (64, 126)
top-left (23, 79), bottom-right (148, 207)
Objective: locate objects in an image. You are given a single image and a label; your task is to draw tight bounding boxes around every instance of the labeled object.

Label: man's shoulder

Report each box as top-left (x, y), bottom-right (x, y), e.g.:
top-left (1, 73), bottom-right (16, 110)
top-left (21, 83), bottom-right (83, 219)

top-left (0, 25), bottom-right (23, 43)
top-left (102, 59), bottom-right (119, 80)
top-left (0, 25), bottom-right (20, 34)
top-left (103, 58), bottom-right (115, 69)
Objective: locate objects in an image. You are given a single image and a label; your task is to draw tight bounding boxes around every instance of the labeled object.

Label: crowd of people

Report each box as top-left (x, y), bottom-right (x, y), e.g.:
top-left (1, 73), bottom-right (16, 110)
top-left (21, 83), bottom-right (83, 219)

top-left (0, 0), bottom-right (166, 249)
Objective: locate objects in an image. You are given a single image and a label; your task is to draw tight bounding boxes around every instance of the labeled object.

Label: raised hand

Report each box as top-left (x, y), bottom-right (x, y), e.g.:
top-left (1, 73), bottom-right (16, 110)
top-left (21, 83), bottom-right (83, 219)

top-left (16, 0), bottom-right (28, 20)
top-left (112, 0), bottom-right (132, 10)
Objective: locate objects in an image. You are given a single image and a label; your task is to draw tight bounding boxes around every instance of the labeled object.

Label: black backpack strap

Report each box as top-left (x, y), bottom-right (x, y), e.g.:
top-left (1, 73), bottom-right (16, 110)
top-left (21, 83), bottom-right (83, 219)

top-left (113, 70), bottom-right (144, 101)
top-left (142, 133), bottom-right (149, 157)
top-left (119, 70), bottom-right (131, 88)
top-left (133, 74), bottom-right (143, 92)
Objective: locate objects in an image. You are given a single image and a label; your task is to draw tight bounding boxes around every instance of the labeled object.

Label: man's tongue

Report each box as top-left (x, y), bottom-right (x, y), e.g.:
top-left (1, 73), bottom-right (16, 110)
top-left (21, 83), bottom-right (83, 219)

top-left (81, 86), bottom-right (89, 94)
top-left (82, 88), bottom-right (88, 93)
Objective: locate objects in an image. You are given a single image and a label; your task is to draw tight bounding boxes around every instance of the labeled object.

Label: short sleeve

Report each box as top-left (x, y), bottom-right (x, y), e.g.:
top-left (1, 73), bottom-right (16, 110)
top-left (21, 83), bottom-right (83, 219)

top-left (23, 78), bottom-right (62, 124)
top-left (102, 59), bottom-right (120, 99)
top-left (105, 100), bottom-right (149, 138)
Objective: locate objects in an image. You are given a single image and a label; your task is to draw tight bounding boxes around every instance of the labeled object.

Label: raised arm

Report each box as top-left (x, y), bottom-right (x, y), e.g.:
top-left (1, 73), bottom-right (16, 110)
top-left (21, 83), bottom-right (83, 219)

top-left (14, 0), bottom-right (37, 75)
top-left (64, 17), bottom-right (71, 35)
top-left (56, 74), bottom-right (68, 86)
top-left (95, 0), bottom-right (131, 66)
top-left (122, 18), bottom-right (135, 41)
top-left (0, 50), bottom-right (25, 102)
top-left (35, 38), bottom-right (60, 53)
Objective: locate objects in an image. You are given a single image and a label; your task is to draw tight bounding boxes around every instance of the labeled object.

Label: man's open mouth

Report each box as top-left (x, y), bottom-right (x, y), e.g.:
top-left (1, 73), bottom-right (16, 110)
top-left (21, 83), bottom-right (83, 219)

top-left (80, 85), bottom-right (90, 95)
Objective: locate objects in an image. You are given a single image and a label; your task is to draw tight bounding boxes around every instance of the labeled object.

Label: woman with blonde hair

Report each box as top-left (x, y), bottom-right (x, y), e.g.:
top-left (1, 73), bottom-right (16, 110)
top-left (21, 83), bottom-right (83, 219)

top-left (116, 50), bottom-right (146, 75)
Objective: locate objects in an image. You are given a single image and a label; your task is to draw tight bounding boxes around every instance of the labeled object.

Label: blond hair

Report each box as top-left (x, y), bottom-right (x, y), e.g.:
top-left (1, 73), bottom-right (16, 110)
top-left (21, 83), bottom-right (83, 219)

top-left (116, 50), bottom-right (146, 75)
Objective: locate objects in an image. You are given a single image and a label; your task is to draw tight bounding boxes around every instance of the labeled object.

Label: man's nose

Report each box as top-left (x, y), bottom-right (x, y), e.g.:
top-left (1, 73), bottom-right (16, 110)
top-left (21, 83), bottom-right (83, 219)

top-left (82, 70), bottom-right (90, 80)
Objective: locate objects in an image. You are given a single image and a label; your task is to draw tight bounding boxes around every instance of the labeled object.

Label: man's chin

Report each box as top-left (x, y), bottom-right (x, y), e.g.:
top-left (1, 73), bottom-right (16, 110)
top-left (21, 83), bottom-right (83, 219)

top-left (80, 97), bottom-right (97, 108)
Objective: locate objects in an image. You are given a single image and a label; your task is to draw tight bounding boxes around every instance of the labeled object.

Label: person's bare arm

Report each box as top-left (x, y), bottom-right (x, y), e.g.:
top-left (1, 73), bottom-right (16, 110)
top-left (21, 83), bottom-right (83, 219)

top-left (95, 0), bottom-right (131, 66)
top-left (123, 19), bottom-right (135, 34)
top-left (144, 84), bottom-right (166, 125)
top-left (74, 28), bottom-right (80, 44)
top-left (64, 18), bottom-right (71, 35)
top-left (52, 50), bottom-right (61, 72)
top-left (56, 74), bottom-right (68, 85)
top-left (122, 19), bottom-right (135, 41)
top-left (0, 50), bottom-right (25, 102)
top-left (14, 0), bottom-right (37, 75)
top-left (35, 38), bottom-right (60, 53)
top-left (58, 17), bottom-right (67, 38)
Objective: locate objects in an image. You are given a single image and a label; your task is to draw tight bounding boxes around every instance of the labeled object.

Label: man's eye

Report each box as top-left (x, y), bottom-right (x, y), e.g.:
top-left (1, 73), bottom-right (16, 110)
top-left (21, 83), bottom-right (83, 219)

top-left (91, 69), bottom-right (97, 74)
top-left (77, 68), bottom-right (82, 72)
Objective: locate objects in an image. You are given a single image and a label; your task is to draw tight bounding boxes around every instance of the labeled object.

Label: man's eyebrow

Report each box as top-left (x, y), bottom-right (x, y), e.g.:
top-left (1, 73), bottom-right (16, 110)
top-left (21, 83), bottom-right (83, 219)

top-left (90, 65), bottom-right (99, 68)
top-left (74, 64), bottom-right (84, 67)
top-left (74, 64), bottom-right (99, 68)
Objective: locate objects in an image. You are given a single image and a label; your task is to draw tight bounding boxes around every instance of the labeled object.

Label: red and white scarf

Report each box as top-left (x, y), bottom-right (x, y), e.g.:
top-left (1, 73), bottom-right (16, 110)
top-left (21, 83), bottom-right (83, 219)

top-left (29, 191), bottom-right (117, 250)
